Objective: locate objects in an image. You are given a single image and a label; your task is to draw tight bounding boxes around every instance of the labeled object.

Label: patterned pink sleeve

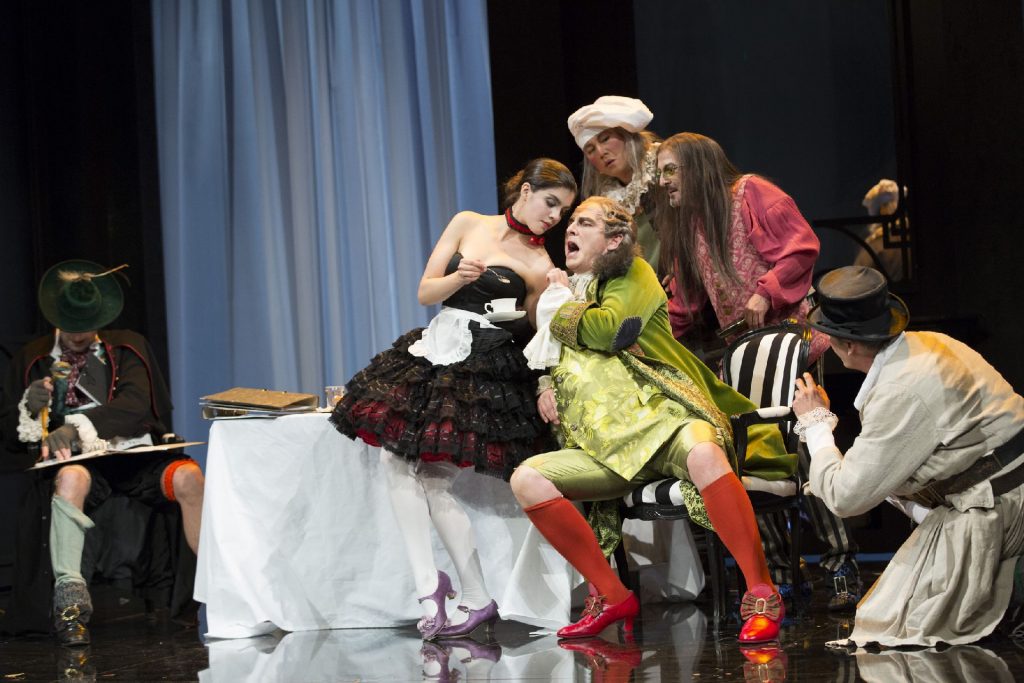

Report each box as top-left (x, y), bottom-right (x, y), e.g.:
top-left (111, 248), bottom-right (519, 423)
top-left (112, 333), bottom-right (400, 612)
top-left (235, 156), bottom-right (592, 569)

top-left (666, 276), bottom-right (707, 339)
top-left (743, 177), bottom-right (819, 309)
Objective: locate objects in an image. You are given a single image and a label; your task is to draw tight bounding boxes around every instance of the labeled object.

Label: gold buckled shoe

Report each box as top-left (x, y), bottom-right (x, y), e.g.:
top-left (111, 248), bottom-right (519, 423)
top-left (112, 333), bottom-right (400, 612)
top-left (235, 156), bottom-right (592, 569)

top-left (56, 644), bottom-right (95, 680)
top-left (826, 562), bottom-right (863, 613)
top-left (53, 582), bottom-right (93, 647)
top-left (55, 604), bottom-right (90, 647)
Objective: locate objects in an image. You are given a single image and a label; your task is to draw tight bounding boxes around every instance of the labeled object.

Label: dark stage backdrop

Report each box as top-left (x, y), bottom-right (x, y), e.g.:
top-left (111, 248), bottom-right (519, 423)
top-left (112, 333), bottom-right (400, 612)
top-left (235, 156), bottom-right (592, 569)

top-left (634, 0), bottom-right (896, 273)
top-left (0, 0), bottom-right (165, 591)
top-left (0, 1), bottom-right (167, 372)
top-left (487, 0), bottom-right (1024, 391)
top-left (897, 0), bottom-right (1024, 392)
top-left (487, 0), bottom-right (896, 272)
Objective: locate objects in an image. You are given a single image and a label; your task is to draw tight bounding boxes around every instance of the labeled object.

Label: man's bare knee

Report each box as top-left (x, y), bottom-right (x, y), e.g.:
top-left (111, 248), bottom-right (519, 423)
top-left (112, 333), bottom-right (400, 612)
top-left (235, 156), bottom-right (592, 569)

top-left (509, 465), bottom-right (534, 497)
top-left (54, 465), bottom-right (91, 499)
top-left (686, 442), bottom-right (731, 490)
top-left (171, 463), bottom-right (204, 505)
top-left (511, 465), bottom-right (561, 508)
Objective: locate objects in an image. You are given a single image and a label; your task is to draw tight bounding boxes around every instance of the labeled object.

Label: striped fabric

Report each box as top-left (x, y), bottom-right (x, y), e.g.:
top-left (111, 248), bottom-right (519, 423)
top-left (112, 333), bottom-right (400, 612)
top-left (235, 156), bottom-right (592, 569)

top-left (623, 477), bottom-right (687, 508)
top-left (724, 329), bottom-right (806, 414)
top-left (621, 325), bottom-right (808, 509)
top-left (622, 475), bottom-right (797, 509)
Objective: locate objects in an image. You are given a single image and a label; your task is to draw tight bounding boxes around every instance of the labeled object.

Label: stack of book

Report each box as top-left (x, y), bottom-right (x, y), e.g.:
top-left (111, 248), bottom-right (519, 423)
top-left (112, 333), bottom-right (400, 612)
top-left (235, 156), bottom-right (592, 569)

top-left (200, 387), bottom-right (319, 420)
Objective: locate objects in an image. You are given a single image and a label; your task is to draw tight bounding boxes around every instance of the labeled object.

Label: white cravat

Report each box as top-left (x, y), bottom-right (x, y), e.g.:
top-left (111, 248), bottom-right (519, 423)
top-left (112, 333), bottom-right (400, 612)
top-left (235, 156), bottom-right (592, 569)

top-left (522, 274), bottom-right (594, 370)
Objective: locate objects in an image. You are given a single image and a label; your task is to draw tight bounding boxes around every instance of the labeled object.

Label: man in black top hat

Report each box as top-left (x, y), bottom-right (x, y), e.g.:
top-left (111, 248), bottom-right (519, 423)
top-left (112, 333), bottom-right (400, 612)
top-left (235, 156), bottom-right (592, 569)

top-left (791, 265), bottom-right (1024, 648)
top-left (0, 260), bottom-right (205, 647)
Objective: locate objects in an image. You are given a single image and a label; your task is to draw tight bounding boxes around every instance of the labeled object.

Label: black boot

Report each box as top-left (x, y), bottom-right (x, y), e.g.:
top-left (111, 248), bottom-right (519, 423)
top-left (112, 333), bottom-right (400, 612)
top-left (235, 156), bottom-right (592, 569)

top-left (56, 645), bottom-right (96, 681)
top-left (826, 561), bottom-right (863, 613)
top-left (53, 581), bottom-right (93, 647)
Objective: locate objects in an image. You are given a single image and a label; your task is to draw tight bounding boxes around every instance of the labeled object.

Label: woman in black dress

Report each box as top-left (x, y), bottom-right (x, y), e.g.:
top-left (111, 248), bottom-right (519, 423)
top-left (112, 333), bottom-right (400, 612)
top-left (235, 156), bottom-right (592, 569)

top-left (330, 158), bottom-right (576, 639)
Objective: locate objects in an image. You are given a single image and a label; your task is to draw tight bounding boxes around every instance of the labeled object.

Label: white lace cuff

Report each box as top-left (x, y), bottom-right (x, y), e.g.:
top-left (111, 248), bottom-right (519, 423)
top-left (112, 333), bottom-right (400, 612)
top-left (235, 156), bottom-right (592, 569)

top-left (16, 393), bottom-right (44, 443)
top-left (523, 283), bottom-right (573, 370)
top-left (63, 414), bottom-right (108, 453)
top-left (536, 375), bottom-right (553, 397)
top-left (794, 407), bottom-right (838, 442)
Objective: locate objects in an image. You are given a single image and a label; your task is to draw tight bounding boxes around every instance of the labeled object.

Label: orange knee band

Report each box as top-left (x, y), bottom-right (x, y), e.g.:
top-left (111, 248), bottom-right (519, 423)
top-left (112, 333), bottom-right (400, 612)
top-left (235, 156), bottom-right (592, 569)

top-left (161, 459), bottom-right (194, 502)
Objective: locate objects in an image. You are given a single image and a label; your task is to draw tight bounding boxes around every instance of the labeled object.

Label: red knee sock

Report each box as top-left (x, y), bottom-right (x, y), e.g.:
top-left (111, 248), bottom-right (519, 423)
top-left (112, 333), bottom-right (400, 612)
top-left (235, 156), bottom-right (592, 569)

top-left (524, 498), bottom-right (631, 604)
top-left (701, 474), bottom-right (774, 589)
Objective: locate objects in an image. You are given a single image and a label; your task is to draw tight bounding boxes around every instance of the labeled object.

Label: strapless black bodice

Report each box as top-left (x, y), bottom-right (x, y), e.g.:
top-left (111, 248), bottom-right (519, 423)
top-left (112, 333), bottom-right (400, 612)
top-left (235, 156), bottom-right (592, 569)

top-left (441, 253), bottom-right (526, 315)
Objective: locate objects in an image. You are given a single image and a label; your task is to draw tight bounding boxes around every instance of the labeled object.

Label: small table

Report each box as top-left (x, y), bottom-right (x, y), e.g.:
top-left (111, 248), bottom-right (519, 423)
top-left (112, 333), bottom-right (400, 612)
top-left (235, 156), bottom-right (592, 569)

top-left (195, 414), bottom-right (585, 638)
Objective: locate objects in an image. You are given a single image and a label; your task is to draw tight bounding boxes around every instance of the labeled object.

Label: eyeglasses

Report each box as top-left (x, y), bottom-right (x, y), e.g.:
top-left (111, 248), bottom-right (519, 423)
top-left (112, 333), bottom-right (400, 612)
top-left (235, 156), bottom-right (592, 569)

top-left (657, 164), bottom-right (681, 181)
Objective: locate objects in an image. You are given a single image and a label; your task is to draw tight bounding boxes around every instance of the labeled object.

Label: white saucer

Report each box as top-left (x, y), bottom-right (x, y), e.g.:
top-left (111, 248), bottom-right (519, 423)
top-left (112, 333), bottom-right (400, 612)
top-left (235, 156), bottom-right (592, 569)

top-left (484, 310), bottom-right (526, 322)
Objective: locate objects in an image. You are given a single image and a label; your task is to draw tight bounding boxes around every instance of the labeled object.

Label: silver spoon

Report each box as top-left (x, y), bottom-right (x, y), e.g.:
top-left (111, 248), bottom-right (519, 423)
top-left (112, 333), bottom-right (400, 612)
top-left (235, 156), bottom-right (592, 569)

top-left (486, 267), bottom-right (510, 284)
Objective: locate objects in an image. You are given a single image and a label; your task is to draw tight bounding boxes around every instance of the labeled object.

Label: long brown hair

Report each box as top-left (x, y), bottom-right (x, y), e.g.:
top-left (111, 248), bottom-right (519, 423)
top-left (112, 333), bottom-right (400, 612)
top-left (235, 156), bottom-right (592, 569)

top-left (656, 132), bottom-right (743, 298)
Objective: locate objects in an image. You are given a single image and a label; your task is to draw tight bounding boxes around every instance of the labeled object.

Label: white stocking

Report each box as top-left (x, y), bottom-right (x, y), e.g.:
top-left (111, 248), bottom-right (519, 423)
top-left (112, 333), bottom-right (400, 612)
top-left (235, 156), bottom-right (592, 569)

top-left (379, 450), bottom-right (440, 619)
top-left (419, 461), bottom-right (491, 625)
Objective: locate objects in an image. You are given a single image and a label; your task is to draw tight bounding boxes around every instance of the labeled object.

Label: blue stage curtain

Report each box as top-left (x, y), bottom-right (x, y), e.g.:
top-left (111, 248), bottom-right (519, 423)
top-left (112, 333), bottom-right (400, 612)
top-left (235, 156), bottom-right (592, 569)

top-left (151, 0), bottom-right (496, 462)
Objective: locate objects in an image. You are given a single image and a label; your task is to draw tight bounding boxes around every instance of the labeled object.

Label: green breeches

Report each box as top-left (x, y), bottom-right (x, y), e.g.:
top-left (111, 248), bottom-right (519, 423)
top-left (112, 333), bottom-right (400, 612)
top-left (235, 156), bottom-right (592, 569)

top-left (521, 419), bottom-right (720, 501)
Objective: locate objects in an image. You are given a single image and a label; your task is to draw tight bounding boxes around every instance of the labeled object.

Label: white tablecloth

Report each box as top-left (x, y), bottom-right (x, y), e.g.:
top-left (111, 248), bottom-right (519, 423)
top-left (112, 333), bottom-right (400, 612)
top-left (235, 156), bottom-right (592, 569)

top-left (196, 413), bottom-right (703, 638)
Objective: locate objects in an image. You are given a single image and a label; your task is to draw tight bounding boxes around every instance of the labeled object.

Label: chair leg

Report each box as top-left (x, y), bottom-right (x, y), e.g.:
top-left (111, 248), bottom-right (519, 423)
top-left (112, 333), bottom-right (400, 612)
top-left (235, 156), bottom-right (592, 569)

top-left (814, 356), bottom-right (825, 388)
top-left (704, 528), bottom-right (726, 631)
top-left (612, 540), bottom-right (633, 592)
top-left (789, 505), bottom-right (803, 608)
top-left (611, 539), bottom-right (643, 638)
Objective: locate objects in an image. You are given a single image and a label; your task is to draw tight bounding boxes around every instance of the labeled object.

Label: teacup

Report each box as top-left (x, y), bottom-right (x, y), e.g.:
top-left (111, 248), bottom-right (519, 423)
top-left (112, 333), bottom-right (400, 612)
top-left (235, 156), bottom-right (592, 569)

top-left (485, 298), bottom-right (517, 314)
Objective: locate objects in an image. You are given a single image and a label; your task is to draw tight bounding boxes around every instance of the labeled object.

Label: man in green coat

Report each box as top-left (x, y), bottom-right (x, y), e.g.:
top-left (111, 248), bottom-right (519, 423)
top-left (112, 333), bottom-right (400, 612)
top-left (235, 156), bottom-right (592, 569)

top-left (511, 196), bottom-right (794, 645)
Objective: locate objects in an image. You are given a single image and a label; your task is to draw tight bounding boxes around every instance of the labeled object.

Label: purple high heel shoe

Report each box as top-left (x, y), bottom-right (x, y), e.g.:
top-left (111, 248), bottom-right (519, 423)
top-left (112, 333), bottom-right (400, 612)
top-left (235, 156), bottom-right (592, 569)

top-left (435, 599), bottom-right (499, 639)
top-left (420, 641), bottom-right (457, 682)
top-left (442, 637), bottom-right (502, 664)
top-left (417, 570), bottom-right (457, 640)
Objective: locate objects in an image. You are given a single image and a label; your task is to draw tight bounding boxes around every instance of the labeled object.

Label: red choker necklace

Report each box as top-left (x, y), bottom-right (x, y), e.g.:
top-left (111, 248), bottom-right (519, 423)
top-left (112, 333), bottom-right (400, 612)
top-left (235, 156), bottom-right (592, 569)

top-left (505, 208), bottom-right (544, 246)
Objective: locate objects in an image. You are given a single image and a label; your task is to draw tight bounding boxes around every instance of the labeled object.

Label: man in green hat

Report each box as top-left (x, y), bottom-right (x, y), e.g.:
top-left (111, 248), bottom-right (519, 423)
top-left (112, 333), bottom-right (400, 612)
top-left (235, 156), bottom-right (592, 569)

top-left (0, 260), bottom-right (205, 647)
top-left (792, 265), bottom-right (1024, 649)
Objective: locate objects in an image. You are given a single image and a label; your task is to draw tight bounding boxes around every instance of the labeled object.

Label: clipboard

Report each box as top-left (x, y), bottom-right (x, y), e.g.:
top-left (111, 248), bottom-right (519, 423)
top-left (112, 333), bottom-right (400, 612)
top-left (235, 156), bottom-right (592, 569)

top-left (30, 441), bottom-right (206, 470)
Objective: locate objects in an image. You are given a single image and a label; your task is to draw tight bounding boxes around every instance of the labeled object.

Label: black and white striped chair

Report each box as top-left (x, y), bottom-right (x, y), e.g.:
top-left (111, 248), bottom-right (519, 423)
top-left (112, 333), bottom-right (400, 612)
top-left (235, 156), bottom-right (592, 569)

top-left (614, 322), bottom-right (809, 627)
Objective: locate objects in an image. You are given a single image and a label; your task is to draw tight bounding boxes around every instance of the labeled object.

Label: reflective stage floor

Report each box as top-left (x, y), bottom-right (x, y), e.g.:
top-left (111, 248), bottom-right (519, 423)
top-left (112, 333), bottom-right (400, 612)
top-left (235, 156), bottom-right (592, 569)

top-left (3, 564), bottom-right (1024, 681)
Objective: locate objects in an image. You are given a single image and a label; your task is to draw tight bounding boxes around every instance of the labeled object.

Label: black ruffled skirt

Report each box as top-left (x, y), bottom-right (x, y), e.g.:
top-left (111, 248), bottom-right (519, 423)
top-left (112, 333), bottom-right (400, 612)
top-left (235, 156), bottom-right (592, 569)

top-left (329, 323), bottom-right (554, 480)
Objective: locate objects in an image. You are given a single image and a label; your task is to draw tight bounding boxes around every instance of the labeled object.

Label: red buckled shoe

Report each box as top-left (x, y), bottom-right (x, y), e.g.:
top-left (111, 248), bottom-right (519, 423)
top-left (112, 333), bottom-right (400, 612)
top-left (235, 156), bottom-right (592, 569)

top-left (557, 592), bottom-right (639, 639)
top-left (738, 583), bottom-right (785, 644)
top-left (559, 636), bottom-right (643, 670)
top-left (740, 644), bottom-right (788, 682)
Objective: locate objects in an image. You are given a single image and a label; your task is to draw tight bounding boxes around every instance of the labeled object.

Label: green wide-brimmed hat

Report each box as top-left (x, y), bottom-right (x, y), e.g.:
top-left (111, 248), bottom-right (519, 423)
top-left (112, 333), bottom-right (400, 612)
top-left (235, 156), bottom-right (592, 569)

top-left (38, 260), bottom-right (126, 333)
